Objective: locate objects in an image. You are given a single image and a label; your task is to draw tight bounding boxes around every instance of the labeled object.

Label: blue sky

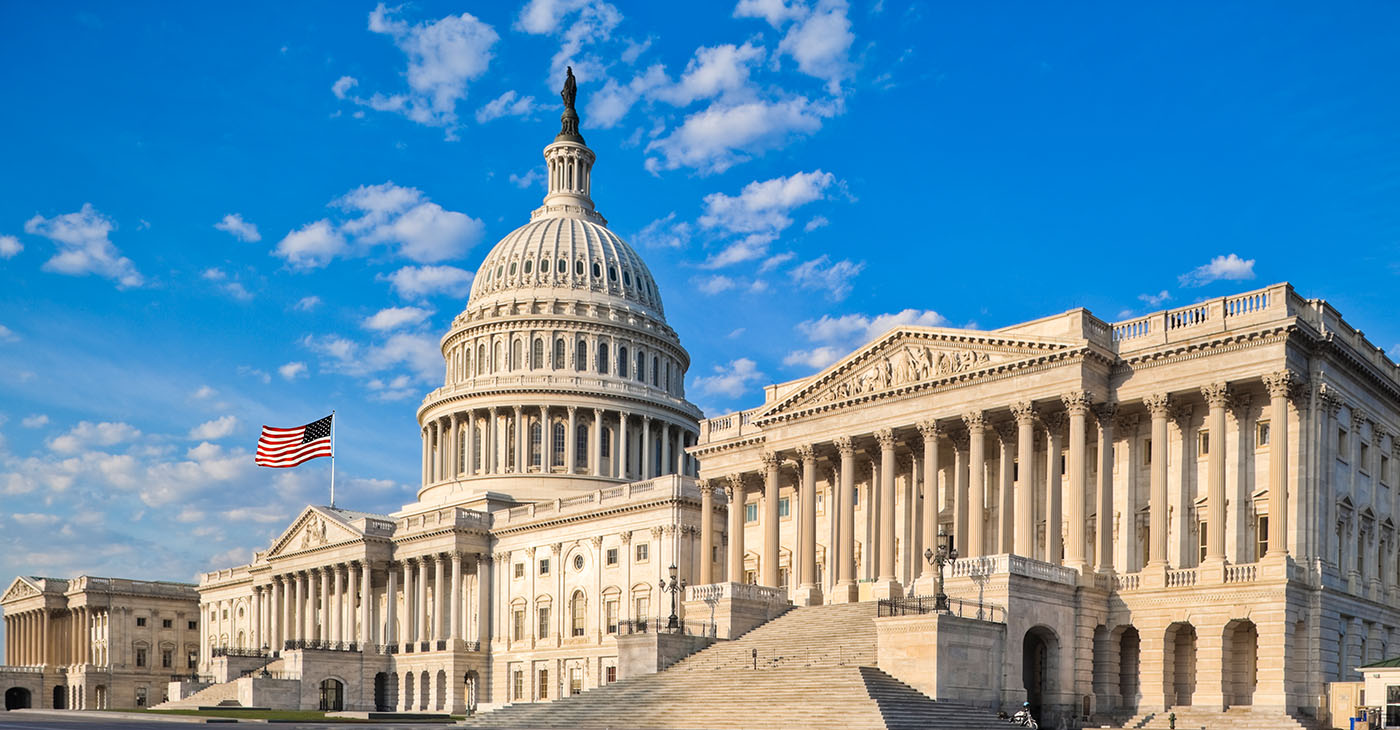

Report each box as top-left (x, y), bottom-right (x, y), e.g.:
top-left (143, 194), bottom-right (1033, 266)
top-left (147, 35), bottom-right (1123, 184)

top-left (1, 0), bottom-right (1399, 623)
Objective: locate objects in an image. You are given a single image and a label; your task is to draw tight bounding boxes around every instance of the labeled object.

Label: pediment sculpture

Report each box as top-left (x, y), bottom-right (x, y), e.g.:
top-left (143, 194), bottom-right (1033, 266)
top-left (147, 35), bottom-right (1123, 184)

top-left (816, 344), bottom-right (994, 404)
top-left (300, 516), bottom-right (329, 549)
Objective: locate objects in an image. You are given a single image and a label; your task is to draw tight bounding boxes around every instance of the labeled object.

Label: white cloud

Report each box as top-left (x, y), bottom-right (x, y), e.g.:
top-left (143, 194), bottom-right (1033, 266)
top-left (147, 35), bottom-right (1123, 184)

top-left (759, 251), bottom-right (795, 273)
top-left (21, 414), bottom-right (49, 429)
top-left (175, 508), bottom-right (206, 524)
top-left (1178, 253), bottom-right (1256, 287)
top-left (515, 0), bottom-right (624, 77)
top-left (335, 4), bottom-right (500, 135)
top-left (785, 308), bottom-right (949, 370)
top-left (336, 182), bottom-right (485, 263)
top-left (23, 204), bottom-right (143, 288)
top-left (191, 385), bottom-right (217, 400)
top-left (804, 215), bottom-right (829, 232)
top-left (777, 0), bottom-right (855, 94)
top-left (586, 64), bottom-right (668, 129)
top-left (475, 90), bottom-right (538, 123)
top-left (188, 415), bottom-right (238, 441)
top-left (695, 274), bottom-right (737, 295)
top-left (201, 267), bottom-right (254, 301)
top-left (1138, 290), bottom-right (1172, 307)
top-left (0, 324), bottom-right (16, 342)
top-left (692, 357), bottom-right (765, 399)
top-left (734, 0), bottom-right (804, 26)
top-left (700, 170), bottom-right (836, 233)
top-left (363, 306), bottom-right (434, 331)
top-left (236, 366), bottom-right (272, 384)
top-left (277, 361), bottom-right (308, 380)
top-left (0, 234), bottom-right (21, 258)
top-left (789, 255), bottom-right (864, 300)
top-left (294, 296), bottom-right (321, 311)
top-left (633, 213), bottom-right (692, 249)
top-left (274, 219), bottom-right (347, 269)
top-left (645, 97), bottom-right (830, 174)
top-left (381, 265), bottom-right (475, 299)
top-left (47, 421), bottom-right (142, 454)
top-left (654, 42), bottom-right (766, 106)
top-left (509, 169), bottom-right (545, 189)
top-left (702, 233), bottom-right (776, 268)
top-left (11, 513), bottom-right (61, 527)
top-left (213, 213), bottom-right (262, 242)
top-left (366, 374), bottom-right (418, 401)
top-left (303, 332), bottom-right (440, 386)
top-left (782, 345), bottom-right (845, 370)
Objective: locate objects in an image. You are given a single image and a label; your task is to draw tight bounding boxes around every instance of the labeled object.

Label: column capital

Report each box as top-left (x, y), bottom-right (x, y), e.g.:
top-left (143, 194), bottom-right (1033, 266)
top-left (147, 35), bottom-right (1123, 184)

top-left (697, 478), bottom-right (715, 495)
top-left (1263, 369), bottom-right (1300, 399)
top-left (1061, 390), bottom-right (1093, 415)
top-left (993, 420), bottom-right (1017, 442)
top-left (1092, 401), bottom-right (1118, 425)
top-left (875, 427), bottom-right (897, 450)
top-left (760, 449), bottom-right (780, 470)
top-left (1317, 384), bottom-right (1344, 416)
top-left (949, 430), bottom-right (969, 451)
top-left (1041, 410), bottom-right (1067, 433)
top-left (1144, 392), bottom-right (1172, 418)
top-left (834, 435), bottom-right (856, 457)
top-left (795, 444), bottom-right (816, 462)
top-left (1011, 400), bottom-right (1037, 426)
top-left (725, 473), bottom-right (747, 500)
top-left (1114, 412), bottom-right (1140, 432)
top-left (619, 530), bottom-right (633, 545)
top-left (916, 419), bottom-right (941, 441)
top-left (961, 411), bottom-right (987, 433)
top-left (1200, 382), bottom-right (1233, 409)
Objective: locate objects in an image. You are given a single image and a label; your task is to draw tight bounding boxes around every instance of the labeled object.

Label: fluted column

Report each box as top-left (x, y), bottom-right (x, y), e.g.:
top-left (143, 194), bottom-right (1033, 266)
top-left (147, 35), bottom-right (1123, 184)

top-left (1202, 383), bottom-right (1231, 565)
top-left (761, 451), bottom-right (780, 587)
top-left (833, 437), bottom-right (858, 601)
top-left (1264, 371), bottom-right (1296, 557)
top-left (401, 560), bottom-right (414, 646)
top-left (512, 406), bottom-right (523, 473)
top-left (592, 409), bottom-right (604, 477)
top-left (727, 475), bottom-right (747, 583)
top-left (661, 423), bottom-right (672, 475)
top-left (1044, 412), bottom-right (1065, 565)
top-left (1146, 394), bottom-right (1172, 566)
top-left (418, 557), bottom-right (431, 643)
top-left (359, 562), bottom-right (372, 645)
top-left (1013, 402), bottom-right (1036, 557)
top-left (476, 555), bottom-right (492, 644)
top-left (250, 586), bottom-right (262, 651)
top-left (951, 431), bottom-right (970, 556)
top-left (795, 445), bottom-right (822, 605)
top-left (642, 416), bottom-right (652, 479)
top-left (1063, 392), bottom-right (1092, 572)
top-left (387, 563), bottom-right (400, 645)
top-left (618, 412), bottom-right (630, 479)
top-left (915, 423), bottom-right (941, 587)
top-left (318, 568), bottom-right (330, 641)
top-left (433, 553), bottom-right (447, 642)
top-left (421, 427), bottom-right (430, 487)
top-left (539, 404), bottom-right (549, 470)
top-left (294, 572), bottom-right (308, 642)
top-left (963, 413), bottom-right (987, 558)
top-left (874, 428), bottom-right (902, 599)
top-left (463, 410), bottom-right (475, 476)
top-left (566, 406), bottom-right (578, 474)
top-left (450, 552), bottom-right (463, 641)
top-left (1094, 403), bottom-right (1118, 572)
top-left (486, 407), bottom-right (497, 474)
top-left (995, 421), bottom-right (1016, 554)
top-left (699, 480), bottom-right (716, 584)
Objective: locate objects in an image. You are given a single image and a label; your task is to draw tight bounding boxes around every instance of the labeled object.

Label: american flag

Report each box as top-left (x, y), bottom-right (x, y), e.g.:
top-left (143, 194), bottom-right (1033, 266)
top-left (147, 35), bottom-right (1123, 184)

top-left (255, 414), bottom-right (333, 468)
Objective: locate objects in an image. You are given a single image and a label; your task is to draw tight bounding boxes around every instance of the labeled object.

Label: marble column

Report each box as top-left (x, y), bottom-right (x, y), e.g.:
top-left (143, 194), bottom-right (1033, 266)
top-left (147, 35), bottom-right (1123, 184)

top-left (1265, 371), bottom-right (1296, 557)
top-left (295, 572), bottom-right (308, 642)
top-left (1044, 412), bottom-right (1066, 565)
top-left (417, 557), bottom-right (430, 643)
top-left (421, 427), bottom-right (430, 487)
top-left (995, 421), bottom-right (1016, 554)
top-left (1094, 403), bottom-right (1118, 572)
top-left (951, 431), bottom-right (970, 556)
top-left (512, 406), bottom-right (524, 474)
top-left (464, 410), bottom-right (476, 476)
top-left (1013, 402), bottom-right (1037, 558)
top-left (833, 437), bottom-right (859, 601)
top-left (566, 406), bottom-right (578, 474)
top-left (915, 422), bottom-right (941, 589)
top-left (1064, 392), bottom-right (1092, 572)
top-left (727, 474), bottom-right (747, 583)
top-left (1146, 393), bottom-right (1172, 566)
top-left (874, 428), bottom-right (902, 599)
top-left (476, 554), bottom-right (492, 645)
top-left (618, 412), bottom-right (630, 479)
top-left (795, 445), bottom-right (822, 605)
top-left (251, 586), bottom-right (262, 651)
top-left (318, 568), bottom-right (330, 641)
top-left (661, 422), bottom-right (673, 475)
top-left (330, 566), bottom-right (343, 643)
top-left (359, 562), bottom-right (372, 645)
top-left (450, 552), bottom-right (463, 642)
top-left (434, 553), bottom-right (447, 642)
top-left (964, 412), bottom-right (987, 558)
top-left (699, 480), bottom-right (716, 584)
top-left (642, 416), bottom-right (652, 479)
top-left (486, 407), bottom-right (497, 474)
top-left (592, 409), bottom-right (604, 477)
top-left (761, 451), bottom-right (780, 587)
top-left (1203, 383), bottom-right (1231, 564)
top-left (539, 405), bottom-right (550, 470)
top-left (401, 560), bottom-right (414, 646)
top-left (387, 563), bottom-right (400, 645)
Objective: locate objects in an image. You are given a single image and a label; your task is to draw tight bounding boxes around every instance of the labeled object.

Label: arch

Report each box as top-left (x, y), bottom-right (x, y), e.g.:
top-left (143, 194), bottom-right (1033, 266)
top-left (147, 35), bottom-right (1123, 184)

top-left (94, 685), bottom-right (107, 711)
top-left (1112, 625), bottom-right (1141, 714)
top-left (1223, 619), bottom-right (1258, 707)
top-left (5, 687), bottom-right (31, 710)
top-left (553, 422), bottom-right (566, 467)
top-left (419, 669), bottom-right (430, 711)
top-left (530, 423), bottom-right (543, 467)
top-left (435, 670), bottom-right (448, 711)
top-left (52, 685), bottom-right (67, 710)
top-left (477, 344), bottom-right (486, 375)
top-left (1164, 621), bottom-right (1197, 707)
top-left (635, 350), bottom-right (644, 381)
top-left (652, 355), bottom-right (659, 386)
top-left (597, 343), bottom-right (609, 374)
top-left (402, 671), bottom-right (415, 712)
top-left (576, 339), bottom-right (587, 371)
top-left (318, 678), bottom-right (345, 712)
top-left (493, 342), bottom-right (502, 373)
top-left (532, 338), bottom-right (544, 369)
top-left (1022, 625), bottom-right (1060, 721)
top-left (464, 670), bottom-right (479, 714)
top-left (511, 340), bottom-right (522, 371)
top-left (554, 338), bottom-right (566, 369)
top-left (373, 672), bottom-right (395, 712)
top-left (619, 347), bottom-right (629, 377)
top-left (571, 590), bottom-right (587, 637)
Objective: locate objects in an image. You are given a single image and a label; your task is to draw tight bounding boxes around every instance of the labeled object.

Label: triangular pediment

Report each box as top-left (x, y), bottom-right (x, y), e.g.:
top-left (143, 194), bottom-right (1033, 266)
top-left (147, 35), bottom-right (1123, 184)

top-left (266, 506), bottom-right (365, 559)
top-left (758, 327), bottom-right (1078, 420)
top-left (0, 576), bottom-right (42, 603)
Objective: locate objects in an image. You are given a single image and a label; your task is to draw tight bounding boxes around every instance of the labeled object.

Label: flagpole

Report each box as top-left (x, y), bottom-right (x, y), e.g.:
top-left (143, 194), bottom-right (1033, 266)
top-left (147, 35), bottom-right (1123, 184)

top-left (330, 410), bottom-right (336, 509)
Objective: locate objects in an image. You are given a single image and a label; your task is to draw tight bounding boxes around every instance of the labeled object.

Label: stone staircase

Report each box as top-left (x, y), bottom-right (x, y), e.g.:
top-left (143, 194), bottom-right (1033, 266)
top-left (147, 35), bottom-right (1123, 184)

top-left (463, 602), bottom-right (1009, 730)
top-left (151, 657), bottom-right (285, 710)
top-left (1120, 706), bottom-right (1317, 730)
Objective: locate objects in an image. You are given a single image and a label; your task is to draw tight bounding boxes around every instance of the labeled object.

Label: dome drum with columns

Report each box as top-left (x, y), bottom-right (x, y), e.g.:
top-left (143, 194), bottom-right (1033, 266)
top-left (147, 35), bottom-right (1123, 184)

top-left (415, 97), bottom-right (702, 506)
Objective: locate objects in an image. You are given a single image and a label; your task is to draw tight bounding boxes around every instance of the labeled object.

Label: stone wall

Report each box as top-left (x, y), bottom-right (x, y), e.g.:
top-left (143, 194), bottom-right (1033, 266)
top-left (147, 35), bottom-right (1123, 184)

top-left (874, 612), bottom-right (1006, 707)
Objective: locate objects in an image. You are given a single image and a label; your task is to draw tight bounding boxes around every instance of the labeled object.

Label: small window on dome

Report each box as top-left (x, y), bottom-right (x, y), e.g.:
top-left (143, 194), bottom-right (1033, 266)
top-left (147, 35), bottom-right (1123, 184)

top-left (509, 262), bottom-right (517, 276)
top-left (623, 271), bottom-right (632, 286)
top-left (497, 265), bottom-right (504, 279)
top-left (609, 266), bottom-right (618, 282)
top-left (524, 260), bottom-right (533, 274)
top-left (575, 260), bottom-right (584, 276)
top-left (592, 262), bottom-right (602, 278)
top-left (557, 259), bottom-right (567, 274)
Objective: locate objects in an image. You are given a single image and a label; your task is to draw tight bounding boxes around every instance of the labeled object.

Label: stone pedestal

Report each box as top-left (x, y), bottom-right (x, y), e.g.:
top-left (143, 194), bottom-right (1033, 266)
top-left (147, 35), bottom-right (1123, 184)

top-left (616, 631), bottom-right (716, 679)
top-left (871, 579), bottom-right (903, 601)
top-left (792, 584), bottom-right (824, 607)
top-left (682, 582), bottom-right (790, 639)
top-left (874, 611), bottom-right (1006, 707)
top-left (910, 575), bottom-right (938, 598)
top-left (828, 581), bottom-right (860, 604)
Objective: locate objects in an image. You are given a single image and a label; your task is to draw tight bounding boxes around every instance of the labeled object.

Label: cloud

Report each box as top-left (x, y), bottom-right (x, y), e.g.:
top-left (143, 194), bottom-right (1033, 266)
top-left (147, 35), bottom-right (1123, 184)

top-left (366, 374), bottom-right (419, 401)
top-left (785, 308), bottom-right (949, 370)
top-left (515, 0), bottom-right (624, 77)
top-left (586, 64), bottom-right (668, 129)
top-left (645, 97), bottom-right (830, 174)
top-left (759, 251), bottom-right (795, 273)
top-left (302, 332), bottom-right (440, 386)
top-left (213, 213), bottom-right (262, 242)
top-left (334, 4), bottom-right (500, 135)
top-left (236, 366), bottom-right (271, 384)
top-left (188, 415), bottom-right (238, 441)
top-left (294, 296), bottom-right (321, 311)
top-left (191, 385), bottom-right (217, 400)
top-left (21, 414), bottom-right (49, 429)
top-left (653, 42), bottom-right (766, 107)
top-left (336, 182), bottom-right (485, 263)
top-left (23, 204), bottom-right (143, 288)
top-left (0, 324), bottom-right (16, 342)
top-left (702, 233), bottom-right (776, 268)
top-left (475, 90), bottom-right (538, 123)
top-left (363, 306), bottom-right (434, 331)
top-left (776, 0), bottom-right (855, 95)
top-left (695, 274), bottom-right (736, 295)
top-left (804, 215), bottom-right (829, 232)
top-left (201, 268), bottom-right (254, 301)
top-left (0, 234), bottom-right (20, 258)
top-left (277, 361), bottom-right (308, 380)
top-left (509, 169), bottom-right (545, 189)
top-left (700, 170), bottom-right (836, 233)
top-left (633, 213), bottom-right (692, 249)
top-left (1178, 253), bottom-right (1256, 287)
top-left (47, 421), bottom-right (143, 454)
top-left (789, 255), bottom-right (864, 300)
top-left (381, 265), bottom-right (475, 299)
top-left (691, 357), bottom-right (765, 399)
top-left (1138, 290), bottom-right (1172, 307)
top-left (734, 0), bottom-right (805, 26)
top-left (274, 219), bottom-right (347, 269)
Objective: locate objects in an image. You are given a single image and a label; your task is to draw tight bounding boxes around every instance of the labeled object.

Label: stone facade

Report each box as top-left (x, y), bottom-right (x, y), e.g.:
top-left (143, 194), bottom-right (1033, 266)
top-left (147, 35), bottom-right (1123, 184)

top-left (0, 575), bottom-right (200, 710)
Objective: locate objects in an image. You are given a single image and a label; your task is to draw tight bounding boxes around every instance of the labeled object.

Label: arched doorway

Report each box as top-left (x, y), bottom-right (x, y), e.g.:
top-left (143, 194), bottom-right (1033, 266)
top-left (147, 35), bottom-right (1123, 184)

top-left (1116, 626), bottom-right (1141, 714)
top-left (1164, 622), bottom-right (1197, 707)
top-left (419, 670), bottom-right (429, 711)
top-left (373, 672), bottom-right (392, 712)
top-left (1224, 619), bottom-right (1258, 707)
top-left (51, 686), bottom-right (66, 710)
top-left (402, 672), bottom-right (415, 712)
top-left (1023, 625), bottom-right (1059, 721)
top-left (435, 670), bottom-right (447, 711)
top-left (5, 687), bottom-right (32, 710)
top-left (318, 678), bottom-right (344, 711)
top-left (464, 670), bottom-right (479, 714)
top-left (94, 685), bottom-right (107, 710)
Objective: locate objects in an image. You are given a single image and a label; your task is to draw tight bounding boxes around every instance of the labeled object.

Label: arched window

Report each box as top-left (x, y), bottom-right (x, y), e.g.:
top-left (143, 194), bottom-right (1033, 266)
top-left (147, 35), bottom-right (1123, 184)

top-left (598, 343), bottom-right (609, 374)
top-left (463, 349), bottom-right (471, 379)
top-left (602, 427), bottom-right (611, 457)
top-left (554, 339), bottom-right (566, 369)
top-left (652, 356), bottom-right (659, 386)
top-left (478, 344), bottom-right (486, 375)
top-left (511, 340), bottom-right (522, 371)
top-left (557, 258), bottom-right (567, 274)
top-left (553, 423), bottom-right (566, 466)
top-left (575, 260), bottom-right (584, 276)
top-left (635, 351), bottom-right (644, 381)
top-left (319, 678), bottom-right (344, 712)
top-left (524, 259), bottom-right (533, 274)
top-left (619, 347), bottom-right (629, 377)
top-left (530, 423), bottom-right (543, 467)
top-left (532, 339), bottom-right (544, 369)
top-left (493, 342), bottom-right (502, 373)
top-left (571, 591), bottom-right (586, 637)
top-left (472, 425), bottom-right (482, 472)
top-left (576, 425), bottom-right (588, 468)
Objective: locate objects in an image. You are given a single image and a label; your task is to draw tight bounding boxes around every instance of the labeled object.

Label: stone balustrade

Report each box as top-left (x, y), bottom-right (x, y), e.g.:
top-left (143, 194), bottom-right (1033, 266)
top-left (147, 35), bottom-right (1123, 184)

top-left (685, 581), bottom-right (788, 605)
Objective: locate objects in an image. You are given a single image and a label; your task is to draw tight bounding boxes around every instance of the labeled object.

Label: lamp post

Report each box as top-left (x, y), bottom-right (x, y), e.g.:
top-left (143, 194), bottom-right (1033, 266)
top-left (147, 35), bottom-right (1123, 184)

top-left (659, 564), bottom-right (686, 631)
top-left (923, 529), bottom-right (958, 612)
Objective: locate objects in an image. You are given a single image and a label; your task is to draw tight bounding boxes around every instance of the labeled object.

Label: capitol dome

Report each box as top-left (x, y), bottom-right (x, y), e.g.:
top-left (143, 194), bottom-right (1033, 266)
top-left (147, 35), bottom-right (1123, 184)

top-left (414, 82), bottom-right (702, 507)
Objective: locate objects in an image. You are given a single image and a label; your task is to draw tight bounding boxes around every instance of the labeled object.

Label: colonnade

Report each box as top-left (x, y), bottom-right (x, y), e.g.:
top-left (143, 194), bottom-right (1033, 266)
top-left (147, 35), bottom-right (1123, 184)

top-left (698, 373), bottom-right (1299, 601)
top-left (2, 606), bottom-right (103, 667)
top-left (421, 406), bottom-right (696, 486)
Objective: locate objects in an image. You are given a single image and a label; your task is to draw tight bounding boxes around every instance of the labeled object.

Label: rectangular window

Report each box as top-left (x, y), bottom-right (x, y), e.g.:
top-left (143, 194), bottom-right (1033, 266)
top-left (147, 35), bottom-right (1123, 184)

top-left (136, 648), bottom-right (147, 667)
top-left (514, 563), bottom-right (525, 579)
top-left (187, 650), bottom-right (198, 669)
top-left (635, 543), bottom-right (649, 563)
top-left (606, 547), bottom-right (618, 566)
top-left (1199, 431), bottom-right (1210, 456)
top-left (136, 687), bottom-right (147, 707)
top-left (1361, 442), bottom-right (1371, 471)
top-left (606, 599), bottom-right (619, 634)
top-left (816, 491), bottom-right (825, 515)
top-left (1387, 685), bottom-right (1400, 728)
top-left (513, 670), bottom-right (525, 701)
top-left (513, 610), bottom-right (525, 642)
top-left (539, 558), bottom-right (550, 576)
top-left (187, 621), bottom-right (197, 630)
top-left (778, 497), bottom-right (790, 519)
top-left (162, 619), bottom-right (172, 629)
top-left (1256, 421), bottom-right (1270, 447)
top-left (1144, 439), bottom-right (1152, 465)
top-left (1383, 454), bottom-right (1392, 485)
top-left (1339, 428), bottom-right (1349, 459)
top-left (161, 650), bottom-right (172, 668)
top-left (606, 665), bottom-right (617, 683)
top-left (745, 503), bottom-right (758, 523)
top-left (1257, 515), bottom-right (1269, 559)
top-left (634, 596), bottom-right (649, 619)
top-left (538, 669), bottom-right (549, 699)
top-left (136, 617), bottom-right (147, 627)
top-left (744, 569), bottom-right (757, 585)
top-left (1197, 523), bottom-right (1208, 564)
top-left (537, 607), bottom-right (550, 639)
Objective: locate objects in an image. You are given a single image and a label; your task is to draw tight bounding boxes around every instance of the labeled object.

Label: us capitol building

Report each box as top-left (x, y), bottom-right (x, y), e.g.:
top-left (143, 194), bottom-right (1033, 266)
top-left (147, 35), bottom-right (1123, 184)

top-left (4, 82), bottom-right (1400, 730)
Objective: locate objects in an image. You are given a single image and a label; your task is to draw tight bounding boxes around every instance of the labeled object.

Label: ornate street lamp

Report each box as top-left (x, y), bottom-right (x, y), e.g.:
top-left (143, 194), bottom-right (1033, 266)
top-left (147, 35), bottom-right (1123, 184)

top-left (659, 564), bottom-right (686, 631)
top-left (923, 529), bottom-right (958, 612)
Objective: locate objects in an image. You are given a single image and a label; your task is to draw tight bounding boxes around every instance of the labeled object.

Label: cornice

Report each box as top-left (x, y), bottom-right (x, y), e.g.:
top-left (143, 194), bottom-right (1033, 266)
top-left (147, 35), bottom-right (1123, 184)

top-left (489, 494), bottom-right (699, 537)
